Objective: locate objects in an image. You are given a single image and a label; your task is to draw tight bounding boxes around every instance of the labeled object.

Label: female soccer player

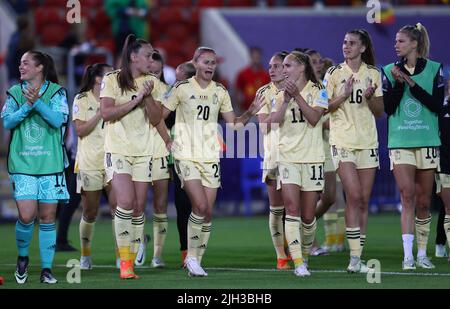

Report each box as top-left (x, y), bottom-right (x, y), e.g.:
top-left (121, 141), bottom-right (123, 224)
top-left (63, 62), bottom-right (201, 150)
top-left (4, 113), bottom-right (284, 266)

top-left (267, 50), bottom-right (328, 276)
top-left (100, 34), bottom-right (165, 279)
top-left (323, 29), bottom-right (384, 272)
top-left (156, 47), bottom-right (264, 277)
top-left (171, 61), bottom-right (196, 266)
top-left (2, 50), bottom-right (70, 284)
top-left (437, 78), bottom-right (450, 263)
top-left (134, 50), bottom-right (171, 268)
top-left (73, 63), bottom-right (117, 270)
top-left (382, 23), bottom-right (445, 270)
top-left (256, 51), bottom-right (292, 270)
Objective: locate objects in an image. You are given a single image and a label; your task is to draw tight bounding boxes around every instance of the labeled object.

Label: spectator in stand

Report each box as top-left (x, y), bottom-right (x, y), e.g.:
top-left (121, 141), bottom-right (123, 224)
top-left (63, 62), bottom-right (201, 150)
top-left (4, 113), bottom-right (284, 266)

top-left (235, 47), bottom-right (270, 112)
top-left (6, 15), bottom-right (35, 86)
top-left (153, 47), bottom-right (176, 86)
top-left (6, 0), bottom-right (28, 15)
top-left (104, 0), bottom-right (151, 57)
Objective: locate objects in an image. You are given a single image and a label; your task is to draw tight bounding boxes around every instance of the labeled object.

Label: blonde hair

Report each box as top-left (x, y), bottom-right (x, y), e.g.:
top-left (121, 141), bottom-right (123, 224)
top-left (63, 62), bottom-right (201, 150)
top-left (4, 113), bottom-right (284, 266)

top-left (289, 51), bottom-right (319, 84)
top-left (192, 47), bottom-right (216, 62)
top-left (399, 23), bottom-right (430, 58)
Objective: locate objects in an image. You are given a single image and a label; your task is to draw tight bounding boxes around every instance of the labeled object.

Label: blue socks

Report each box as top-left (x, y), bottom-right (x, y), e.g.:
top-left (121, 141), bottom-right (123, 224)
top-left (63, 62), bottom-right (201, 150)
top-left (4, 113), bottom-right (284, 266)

top-left (39, 223), bottom-right (56, 269)
top-left (16, 220), bottom-right (35, 257)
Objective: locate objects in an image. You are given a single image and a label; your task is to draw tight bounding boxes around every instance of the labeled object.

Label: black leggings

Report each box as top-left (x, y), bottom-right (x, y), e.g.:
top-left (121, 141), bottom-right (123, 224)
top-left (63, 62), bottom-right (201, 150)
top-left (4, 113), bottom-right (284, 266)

top-left (171, 165), bottom-right (192, 251)
top-left (435, 193), bottom-right (447, 246)
top-left (56, 157), bottom-right (81, 245)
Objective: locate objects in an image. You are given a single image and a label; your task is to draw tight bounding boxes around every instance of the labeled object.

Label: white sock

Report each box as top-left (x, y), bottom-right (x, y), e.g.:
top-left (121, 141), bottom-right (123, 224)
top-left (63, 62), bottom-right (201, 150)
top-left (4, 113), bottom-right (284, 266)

top-left (402, 234), bottom-right (414, 261)
top-left (417, 248), bottom-right (427, 258)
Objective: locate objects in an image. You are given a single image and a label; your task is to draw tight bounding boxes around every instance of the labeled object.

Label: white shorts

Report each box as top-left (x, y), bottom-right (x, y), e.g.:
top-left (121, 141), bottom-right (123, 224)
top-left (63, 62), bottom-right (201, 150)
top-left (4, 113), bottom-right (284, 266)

top-left (76, 170), bottom-right (108, 193)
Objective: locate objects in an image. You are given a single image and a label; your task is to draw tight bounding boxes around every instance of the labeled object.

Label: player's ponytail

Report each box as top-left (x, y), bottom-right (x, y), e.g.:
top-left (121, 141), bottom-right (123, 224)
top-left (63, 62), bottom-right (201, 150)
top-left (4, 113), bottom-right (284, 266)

top-left (290, 50), bottom-right (319, 84)
top-left (399, 23), bottom-right (430, 59)
top-left (347, 29), bottom-right (376, 66)
top-left (273, 50), bottom-right (289, 62)
top-left (28, 50), bottom-right (59, 83)
top-left (118, 34), bottom-right (151, 93)
top-left (79, 63), bottom-right (111, 93)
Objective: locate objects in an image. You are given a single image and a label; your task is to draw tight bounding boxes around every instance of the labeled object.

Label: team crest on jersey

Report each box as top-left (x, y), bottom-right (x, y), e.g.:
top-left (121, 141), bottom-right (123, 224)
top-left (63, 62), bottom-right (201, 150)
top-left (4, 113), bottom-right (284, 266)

top-left (184, 165), bottom-right (191, 177)
top-left (212, 93), bottom-right (218, 105)
top-left (83, 175), bottom-right (90, 188)
top-left (365, 77), bottom-right (373, 88)
top-left (306, 93), bottom-right (313, 105)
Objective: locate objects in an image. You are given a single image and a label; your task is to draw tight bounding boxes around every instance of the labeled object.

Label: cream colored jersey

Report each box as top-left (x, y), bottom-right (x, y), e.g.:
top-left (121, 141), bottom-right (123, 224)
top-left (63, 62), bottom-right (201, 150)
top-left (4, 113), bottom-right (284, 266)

top-left (153, 83), bottom-right (170, 159)
top-left (273, 80), bottom-right (328, 163)
top-left (100, 70), bottom-right (165, 156)
top-left (163, 77), bottom-right (233, 162)
top-left (323, 62), bottom-right (382, 149)
top-left (256, 82), bottom-right (282, 169)
top-left (322, 112), bottom-right (330, 151)
top-left (73, 91), bottom-right (104, 171)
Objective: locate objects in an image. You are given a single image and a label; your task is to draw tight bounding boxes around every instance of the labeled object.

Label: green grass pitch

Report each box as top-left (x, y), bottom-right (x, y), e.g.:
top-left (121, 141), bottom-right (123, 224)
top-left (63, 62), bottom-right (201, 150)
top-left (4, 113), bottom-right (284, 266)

top-left (0, 213), bottom-right (449, 289)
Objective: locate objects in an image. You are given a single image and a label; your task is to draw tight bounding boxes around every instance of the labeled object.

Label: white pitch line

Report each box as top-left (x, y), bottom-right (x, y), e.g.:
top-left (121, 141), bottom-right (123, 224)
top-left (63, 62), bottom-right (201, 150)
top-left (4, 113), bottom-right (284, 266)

top-left (207, 267), bottom-right (450, 277)
top-left (2, 263), bottom-right (450, 277)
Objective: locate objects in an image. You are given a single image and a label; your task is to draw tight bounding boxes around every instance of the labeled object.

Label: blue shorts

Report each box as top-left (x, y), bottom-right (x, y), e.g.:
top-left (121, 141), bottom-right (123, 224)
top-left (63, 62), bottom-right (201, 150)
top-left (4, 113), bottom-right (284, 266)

top-left (10, 173), bottom-right (70, 203)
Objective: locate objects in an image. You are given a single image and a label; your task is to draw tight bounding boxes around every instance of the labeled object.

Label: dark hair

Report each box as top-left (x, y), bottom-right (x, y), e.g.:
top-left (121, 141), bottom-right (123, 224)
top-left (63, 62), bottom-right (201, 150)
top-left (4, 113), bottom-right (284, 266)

top-left (79, 63), bottom-right (111, 93)
top-left (293, 47), bottom-right (309, 53)
top-left (193, 46), bottom-right (216, 62)
top-left (289, 51), bottom-right (319, 84)
top-left (249, 46), bottom-right (262, 54)
top-left (118, 34), bottom-right (152, 93)
top-left (28, 50), bottom-right (58, 83)
top-left (347, 29), bottom-right (376, 66)
top-left (17, 15), bottom-right (29, 31)
top-left (304, 49), bottom-right (319, 57)
top-left (398, 23), bottom-right (430, 58)
top-left (151, 50), bottom-right (166, 83)
top-left (178, 61), bottom-right (196, 80)
top-left (273, 50), bottom-right (289, 61)
top-left (321, 57), bottom-right (334, 80)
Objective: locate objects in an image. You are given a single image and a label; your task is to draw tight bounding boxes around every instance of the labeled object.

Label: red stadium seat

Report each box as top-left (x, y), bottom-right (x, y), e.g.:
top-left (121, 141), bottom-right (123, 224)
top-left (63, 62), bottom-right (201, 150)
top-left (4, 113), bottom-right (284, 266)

top-left (324, 0), bottom-right (351, 5)
top-left (286, 0), bottom-right (313, 6)
top-left (88, 9), bottom-right (112, 35)
top-left (404, 0), bottom-right (428, 4)
top-left (168, 53), bottom-right (189, 68)
top-left (156, 7), bottom-right (185, 27)
top-left (83, 0), bottom-right (104, 8)
top-left (197, 0), bottom-right (225, 7)
top-left (95, 38), bottom-right (115, 53)
top-left (154, 39), bottom-right (179, 53)
top-left (180, 36), bottom-right (199, 59)
top-left (165, 23), bottom-right (191, 41)
top-left (43, 0), bottom-right (67, 6)
top-left (40, 25), bottom-right (67, 46)
top-left (166, 0), bottom-right (193, 7)
top-left (34, 7), bottom-right (66, 33)
top-left (228, 0), bottom-right (254, 6)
